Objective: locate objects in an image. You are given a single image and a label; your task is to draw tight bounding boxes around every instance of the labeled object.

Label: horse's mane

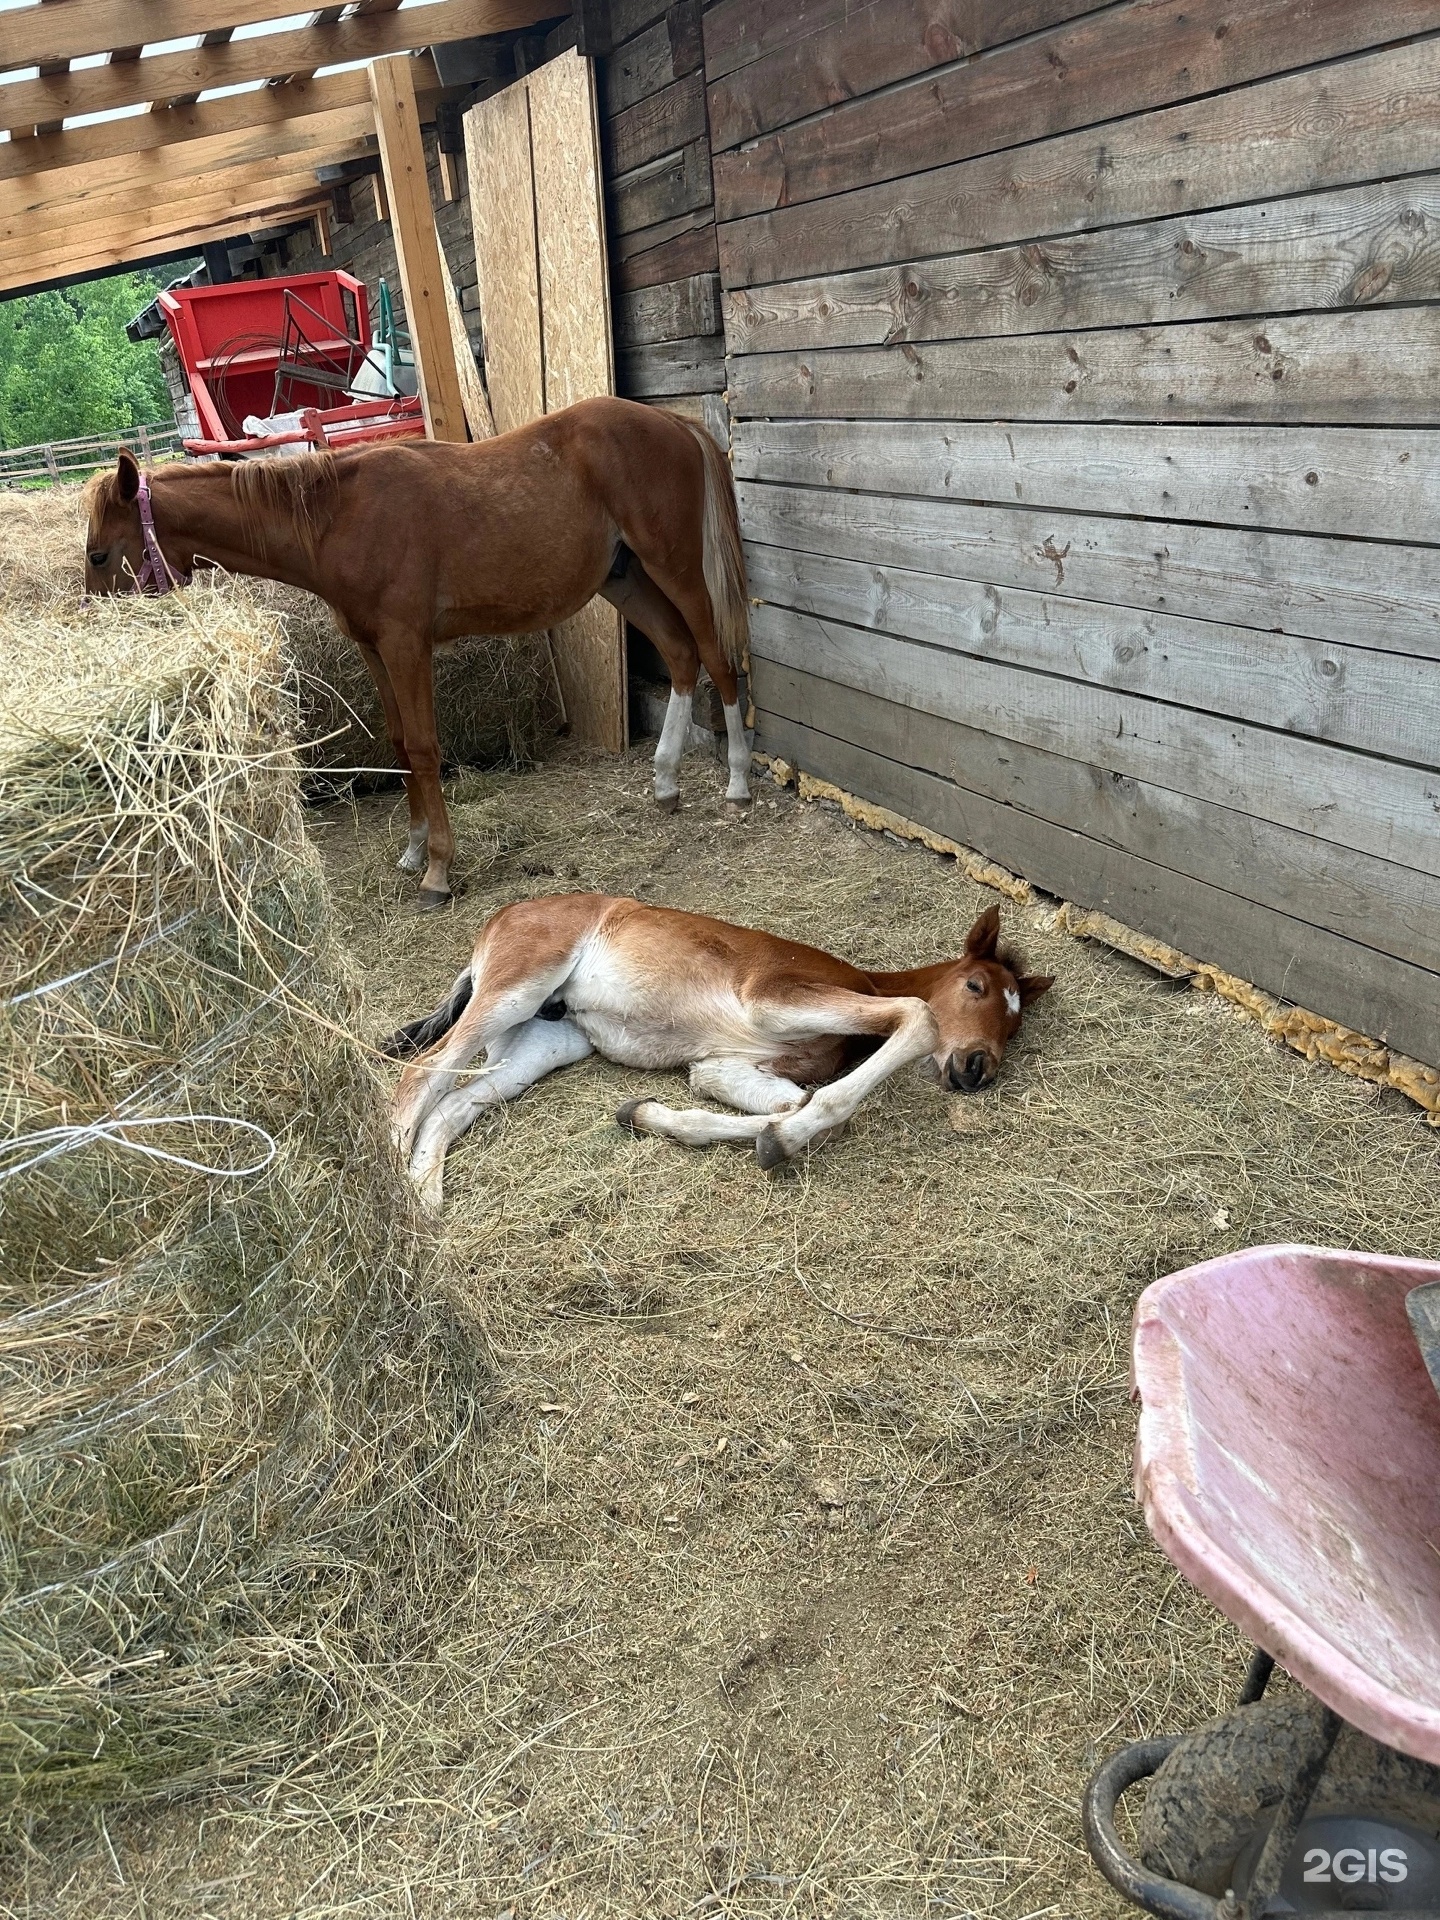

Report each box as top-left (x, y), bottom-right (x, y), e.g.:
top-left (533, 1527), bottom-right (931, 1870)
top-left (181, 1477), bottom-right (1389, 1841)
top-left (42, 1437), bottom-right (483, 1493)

top-left (996, 942), bottom-right (1028, 979)
top-left (230, 451), bottom-right (338, 562)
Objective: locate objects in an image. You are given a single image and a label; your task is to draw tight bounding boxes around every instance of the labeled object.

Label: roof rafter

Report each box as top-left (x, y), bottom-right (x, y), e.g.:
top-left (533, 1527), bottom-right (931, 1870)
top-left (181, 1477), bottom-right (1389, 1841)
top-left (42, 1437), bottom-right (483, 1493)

top-left (3, 193), bottom-right (333, 293)
top-left (0, 102), bottom-right (378, 224)
top-left (1, 138), bottom-right (376, 243)
top-left (0, 66), bottom-right (437, 185)
top-left (0, 0), bottom-right (544, 73)
top-left (0, 0), bottom-right (544, 131)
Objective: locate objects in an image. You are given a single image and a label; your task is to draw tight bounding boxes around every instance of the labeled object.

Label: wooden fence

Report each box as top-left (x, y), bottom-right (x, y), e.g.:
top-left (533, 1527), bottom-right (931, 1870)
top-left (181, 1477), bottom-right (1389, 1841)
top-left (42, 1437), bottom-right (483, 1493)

top-left (0, 423), bottom-right (183, 487)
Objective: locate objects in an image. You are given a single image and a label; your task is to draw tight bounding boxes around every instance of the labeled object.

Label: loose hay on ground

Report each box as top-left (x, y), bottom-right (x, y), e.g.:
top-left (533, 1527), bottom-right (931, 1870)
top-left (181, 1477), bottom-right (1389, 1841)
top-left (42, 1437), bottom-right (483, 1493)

top-left (26, 748), bottom-right (1436, 1917)
top-left (0, 481), bottom-right (555, 786)
top-left (0, 581), bottom-right (488, 1839)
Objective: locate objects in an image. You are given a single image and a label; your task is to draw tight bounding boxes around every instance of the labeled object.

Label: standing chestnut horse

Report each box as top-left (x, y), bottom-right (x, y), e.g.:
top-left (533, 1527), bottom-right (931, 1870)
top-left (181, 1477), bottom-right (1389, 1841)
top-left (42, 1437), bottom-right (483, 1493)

top-left (83, 398), bottom-right (751, 907)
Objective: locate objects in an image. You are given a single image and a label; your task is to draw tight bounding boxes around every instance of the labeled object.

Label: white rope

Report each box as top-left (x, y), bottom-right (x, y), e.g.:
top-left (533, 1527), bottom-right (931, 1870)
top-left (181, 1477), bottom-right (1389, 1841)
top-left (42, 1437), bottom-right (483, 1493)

top-left (3, 910), bottom-right (198, 1007)
top-left (0, 1113), bottom-right (276, 1184)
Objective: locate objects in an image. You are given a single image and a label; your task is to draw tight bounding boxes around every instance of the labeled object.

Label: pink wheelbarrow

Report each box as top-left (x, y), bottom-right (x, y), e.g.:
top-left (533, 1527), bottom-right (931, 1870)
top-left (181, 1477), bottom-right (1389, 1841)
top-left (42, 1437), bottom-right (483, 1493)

top-left (1084, 1245), bottom-right (1440, 1919)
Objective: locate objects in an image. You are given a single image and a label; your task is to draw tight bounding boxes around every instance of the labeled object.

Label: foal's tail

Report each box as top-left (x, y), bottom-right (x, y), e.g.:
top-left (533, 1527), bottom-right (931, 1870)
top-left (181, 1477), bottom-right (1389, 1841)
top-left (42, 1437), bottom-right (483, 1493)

top-left (678, 416), bottom-right (748, 670)
top-left (380, 966), bottom-right (473, 1059)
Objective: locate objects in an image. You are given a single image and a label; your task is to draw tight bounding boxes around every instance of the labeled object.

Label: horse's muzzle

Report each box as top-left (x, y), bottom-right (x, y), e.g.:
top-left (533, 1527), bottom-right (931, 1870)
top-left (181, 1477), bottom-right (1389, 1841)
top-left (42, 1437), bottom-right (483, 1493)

top-left (946, 1050), bottom-right (995, 1094)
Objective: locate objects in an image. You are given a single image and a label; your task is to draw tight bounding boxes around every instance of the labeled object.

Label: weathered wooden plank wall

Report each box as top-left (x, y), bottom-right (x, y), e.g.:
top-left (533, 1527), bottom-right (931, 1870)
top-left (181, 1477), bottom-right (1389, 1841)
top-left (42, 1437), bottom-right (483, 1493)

top-left (700, 0), bottom-right (1440, 1066)
top-left (598, 0), bottom-right (727, 441)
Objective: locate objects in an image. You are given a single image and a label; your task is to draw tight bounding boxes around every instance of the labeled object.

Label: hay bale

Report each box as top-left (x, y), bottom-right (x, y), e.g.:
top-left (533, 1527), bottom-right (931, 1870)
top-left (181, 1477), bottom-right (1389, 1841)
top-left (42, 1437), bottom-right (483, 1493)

top-left (0, 581), bottom-right (480, 1833)
top-left (0, 482), bottom-right (556, 786)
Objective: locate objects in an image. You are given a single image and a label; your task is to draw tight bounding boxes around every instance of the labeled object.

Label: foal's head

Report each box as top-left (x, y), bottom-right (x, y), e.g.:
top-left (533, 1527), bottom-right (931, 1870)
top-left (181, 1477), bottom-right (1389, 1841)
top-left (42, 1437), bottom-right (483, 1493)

top-left (82, 451), bottom-right (146, 593)
top-left (927, 904), bottom-right (1053, 1093)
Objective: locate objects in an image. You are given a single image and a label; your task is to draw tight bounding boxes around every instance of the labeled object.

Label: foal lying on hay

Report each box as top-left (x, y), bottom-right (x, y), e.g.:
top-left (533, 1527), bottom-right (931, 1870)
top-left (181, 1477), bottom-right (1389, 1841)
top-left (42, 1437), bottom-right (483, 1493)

top-left (385, 893), bottom-right (1052, 1210)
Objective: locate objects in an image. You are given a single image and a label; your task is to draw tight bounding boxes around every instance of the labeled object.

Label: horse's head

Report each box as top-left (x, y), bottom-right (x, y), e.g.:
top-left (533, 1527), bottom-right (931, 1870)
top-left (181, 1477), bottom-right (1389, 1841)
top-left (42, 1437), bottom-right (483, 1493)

top-left (83, 450), bottom-right (145, 592)
top-left (926, 903), bottom-right (1053, 1092)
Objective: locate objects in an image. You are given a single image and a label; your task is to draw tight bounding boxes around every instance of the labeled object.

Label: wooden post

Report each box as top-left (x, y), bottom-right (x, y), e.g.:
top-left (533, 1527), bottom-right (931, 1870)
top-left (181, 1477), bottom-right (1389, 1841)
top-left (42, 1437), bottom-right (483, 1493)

top-left (311, 203), bottom-right (332, 255)
top-left (368, 169), bottom-right (388, 224)
top-left (369, 52), bottom-right (465, 442)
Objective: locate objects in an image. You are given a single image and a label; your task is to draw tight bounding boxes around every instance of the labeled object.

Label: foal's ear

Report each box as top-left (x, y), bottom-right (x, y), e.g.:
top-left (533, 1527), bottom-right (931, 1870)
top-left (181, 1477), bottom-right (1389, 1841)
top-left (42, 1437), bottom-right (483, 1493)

top-left (963, 902), bottom-right (1001, 959)
top-left (1017, 973), bottom-right (1055, 1006)
top-left (116, 448), bottom-right (141, 504)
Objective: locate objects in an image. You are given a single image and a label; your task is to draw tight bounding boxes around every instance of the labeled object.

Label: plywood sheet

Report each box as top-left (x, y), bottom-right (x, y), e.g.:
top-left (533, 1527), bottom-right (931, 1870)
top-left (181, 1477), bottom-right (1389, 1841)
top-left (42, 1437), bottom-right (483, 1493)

top-left (526, 48), bottom-right (625, 753)
top-left (464, 81), bottom-right (543, 436)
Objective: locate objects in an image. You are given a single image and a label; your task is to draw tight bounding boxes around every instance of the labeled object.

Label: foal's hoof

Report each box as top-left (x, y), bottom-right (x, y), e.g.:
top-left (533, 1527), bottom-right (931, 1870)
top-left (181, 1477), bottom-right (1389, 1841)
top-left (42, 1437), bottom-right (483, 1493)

top-left (616, 1098), bottom-right (650, 1133)
top-left (414, 887), bottom-right (453, 914)
top-left (755, 1126), bottom-right (791, 1171)
top-left (654, 791), bottom-right (680, 815)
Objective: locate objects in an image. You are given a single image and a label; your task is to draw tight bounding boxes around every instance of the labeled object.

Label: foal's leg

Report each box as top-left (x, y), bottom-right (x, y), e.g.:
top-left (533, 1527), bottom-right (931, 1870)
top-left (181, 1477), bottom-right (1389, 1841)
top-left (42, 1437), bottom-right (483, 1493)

top-left (409, 1016), bottom-right (593, 1211)
top-left (600, 559), bottom-right (700, 813)
top-left (376, 628), bottom-right (453, 907)
top-left (618, 1057), bottom-right (806, 1147)
top-left (391, 926), bottom-right (584, 1158)
top-left (689, 1057), bottom-right (807, 1113)
top-left (354, 638), bottom-right (427, 875)
top-left (754, 994), bottom-right (938, 1168)
top-left (642, 561), bottom-right (751, 806)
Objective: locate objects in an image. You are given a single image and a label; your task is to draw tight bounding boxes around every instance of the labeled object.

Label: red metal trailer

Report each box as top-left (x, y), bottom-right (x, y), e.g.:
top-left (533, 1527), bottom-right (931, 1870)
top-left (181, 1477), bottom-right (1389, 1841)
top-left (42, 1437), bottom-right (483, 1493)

top-left (159, 270), bottom-right (425, 457)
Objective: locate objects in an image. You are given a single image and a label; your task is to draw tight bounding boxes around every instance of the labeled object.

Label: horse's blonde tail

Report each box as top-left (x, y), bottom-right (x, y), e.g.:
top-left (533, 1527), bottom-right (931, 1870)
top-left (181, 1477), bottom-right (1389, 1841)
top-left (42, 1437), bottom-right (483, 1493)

top-left (682, 418), bottom-right (748, 669)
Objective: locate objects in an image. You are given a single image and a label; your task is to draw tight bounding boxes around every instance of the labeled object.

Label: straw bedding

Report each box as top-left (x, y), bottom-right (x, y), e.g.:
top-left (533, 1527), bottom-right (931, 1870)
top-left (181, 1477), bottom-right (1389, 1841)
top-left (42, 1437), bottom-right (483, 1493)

top-left (6, 486), bottom-right (1440, 1915)
top-left (20, 749), bottom-right (1430, 1917)
top-left (0, 578), bottom-right (485, 1835)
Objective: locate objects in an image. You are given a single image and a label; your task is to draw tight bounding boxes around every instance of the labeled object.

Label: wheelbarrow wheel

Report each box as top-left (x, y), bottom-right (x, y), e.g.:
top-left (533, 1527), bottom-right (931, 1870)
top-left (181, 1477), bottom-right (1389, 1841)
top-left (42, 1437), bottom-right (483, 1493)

top-left (1138, 1695), bottom-right (1440, 1897)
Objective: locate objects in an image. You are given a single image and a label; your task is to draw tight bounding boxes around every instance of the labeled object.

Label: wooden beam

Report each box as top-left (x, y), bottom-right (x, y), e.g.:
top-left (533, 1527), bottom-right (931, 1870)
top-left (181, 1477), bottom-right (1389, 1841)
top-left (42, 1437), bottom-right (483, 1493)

top-left (0, 146), bottom-right (374, 251)
top-left (0, 0), bottom-right (546, 69)
top-left (0, 0), bottom-right (549, 132)
top-left (0, 105), bottom-right (378, 223)
top-left (370, 53), bottom-right (468, 442)
top-left (1, 191), bottom-right (332, 294)
top-left (0, 69), bottom-right (404, 186)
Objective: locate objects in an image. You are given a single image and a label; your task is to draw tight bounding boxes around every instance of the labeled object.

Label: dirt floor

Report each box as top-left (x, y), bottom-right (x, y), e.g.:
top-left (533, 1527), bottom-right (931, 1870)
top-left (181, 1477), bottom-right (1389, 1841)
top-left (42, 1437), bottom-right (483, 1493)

top-left (12, 741), bottom-right (1440, 1919)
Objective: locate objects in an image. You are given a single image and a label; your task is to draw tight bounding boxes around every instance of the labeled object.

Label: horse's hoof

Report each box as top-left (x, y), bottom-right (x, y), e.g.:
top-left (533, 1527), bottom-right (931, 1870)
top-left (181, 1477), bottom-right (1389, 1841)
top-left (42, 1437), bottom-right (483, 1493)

top-left (616, 1098), bottom-right (649, 1133)
top-left (726, 793), bottom-right (752, 810)
top-left (414, 888), bottom-right (453, 914)
top-left (654, 791), bottom-right (680, 814)
top-left (755, 1126), bottom-right (791, 1171)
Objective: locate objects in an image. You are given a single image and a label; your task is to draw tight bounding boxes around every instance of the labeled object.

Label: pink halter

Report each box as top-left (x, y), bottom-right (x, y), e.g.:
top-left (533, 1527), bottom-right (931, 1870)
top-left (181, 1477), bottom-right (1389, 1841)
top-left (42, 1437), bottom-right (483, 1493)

top-left (134, 471), bottom-right (190, 593)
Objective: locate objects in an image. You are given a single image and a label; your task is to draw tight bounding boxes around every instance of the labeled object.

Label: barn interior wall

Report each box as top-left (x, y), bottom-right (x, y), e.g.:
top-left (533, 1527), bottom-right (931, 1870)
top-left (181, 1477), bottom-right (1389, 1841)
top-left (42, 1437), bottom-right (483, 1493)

top-left (595, 0), bottom-right (728, 450)
top-left (688, 0), bottom-right (1440, 1069)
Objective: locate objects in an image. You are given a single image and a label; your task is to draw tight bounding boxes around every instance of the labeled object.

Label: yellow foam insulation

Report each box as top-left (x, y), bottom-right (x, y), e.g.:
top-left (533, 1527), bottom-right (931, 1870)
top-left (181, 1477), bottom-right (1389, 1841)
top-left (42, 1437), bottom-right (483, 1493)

top-left (757, 755), bottom-right (1440, 1126)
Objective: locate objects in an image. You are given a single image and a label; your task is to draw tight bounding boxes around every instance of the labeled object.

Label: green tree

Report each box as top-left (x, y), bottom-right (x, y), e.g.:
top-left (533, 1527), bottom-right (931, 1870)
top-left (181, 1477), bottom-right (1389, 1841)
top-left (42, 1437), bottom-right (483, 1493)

top-left (0, 270), bottom-right (175, 449)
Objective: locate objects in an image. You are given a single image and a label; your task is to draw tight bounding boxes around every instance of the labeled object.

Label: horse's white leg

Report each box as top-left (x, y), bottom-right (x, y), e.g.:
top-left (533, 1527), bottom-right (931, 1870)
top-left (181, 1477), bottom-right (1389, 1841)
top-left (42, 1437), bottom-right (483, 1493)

top-left (398, 820), bottom-right (429, 875)
top-left (410, 1016), bottom-right (593, 1210)
top-left (392, 960), bottom-right (576, 1159)
top-left (653, 687), bottom-right (693, 812)
top-left (619, 1057), bottom-right (806, 1146)
top-left (722, 701), bottom-right (752, 805)
top-left (689, 1056), bottom-right (805, 1114)
top-left (618, 1099), bottom-right (775, 1147)
top-left (755, 997), bottom-right (938, 1168)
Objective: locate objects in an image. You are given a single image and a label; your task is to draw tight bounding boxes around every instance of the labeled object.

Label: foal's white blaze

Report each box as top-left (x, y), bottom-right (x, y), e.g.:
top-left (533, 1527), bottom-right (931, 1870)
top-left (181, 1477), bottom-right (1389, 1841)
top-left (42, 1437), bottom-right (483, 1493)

top-left (1004, 986), bottom-right (1021, 1015)
top-left (722, 700), bottom-right (752, 804)
top-left (653, 688), bottom-right (692, 803)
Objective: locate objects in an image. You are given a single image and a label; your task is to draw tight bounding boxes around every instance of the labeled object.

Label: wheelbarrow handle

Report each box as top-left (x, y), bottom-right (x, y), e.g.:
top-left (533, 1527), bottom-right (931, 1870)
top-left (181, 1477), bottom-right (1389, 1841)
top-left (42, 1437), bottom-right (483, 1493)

top-left (1083, 1738), bottom-right (1224, 1920)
